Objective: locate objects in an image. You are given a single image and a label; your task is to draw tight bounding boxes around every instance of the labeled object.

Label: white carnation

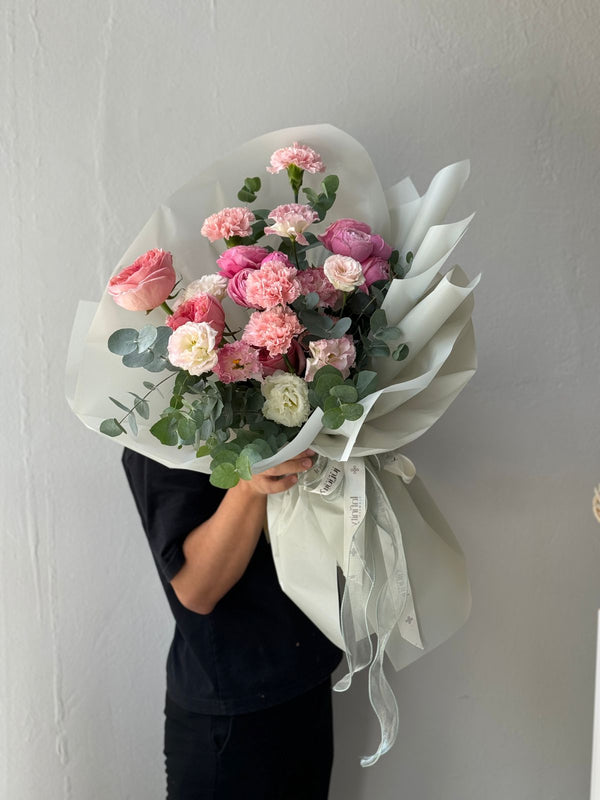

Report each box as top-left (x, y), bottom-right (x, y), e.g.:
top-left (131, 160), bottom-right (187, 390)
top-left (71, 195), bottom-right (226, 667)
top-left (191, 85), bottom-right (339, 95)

top-left (261, 370), bottom-right (310, 428)
top-left (173, 274), bottom-right (228, 308)
top-left (167, 321), bottom-right (219, 376)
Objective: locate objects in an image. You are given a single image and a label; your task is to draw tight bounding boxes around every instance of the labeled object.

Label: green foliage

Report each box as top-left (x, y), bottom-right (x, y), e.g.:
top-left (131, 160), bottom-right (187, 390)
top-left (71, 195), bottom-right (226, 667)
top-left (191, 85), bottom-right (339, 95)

top-left (237, 176), bottom-right (261, 203)
top-left (100, 418), bottom-right (126, 436)
top-left (302, 174), bottom-right (340, 221)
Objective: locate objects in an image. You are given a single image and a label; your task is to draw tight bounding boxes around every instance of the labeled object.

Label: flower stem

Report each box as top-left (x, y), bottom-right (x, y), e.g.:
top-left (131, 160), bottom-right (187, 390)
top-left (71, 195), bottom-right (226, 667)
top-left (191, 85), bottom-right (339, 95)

top-left (117, 370), bottom-right (178, 426)
top-left (282, 354), bottom-right (296, 374)
top-left (161, 300), bottom-right (174, 315)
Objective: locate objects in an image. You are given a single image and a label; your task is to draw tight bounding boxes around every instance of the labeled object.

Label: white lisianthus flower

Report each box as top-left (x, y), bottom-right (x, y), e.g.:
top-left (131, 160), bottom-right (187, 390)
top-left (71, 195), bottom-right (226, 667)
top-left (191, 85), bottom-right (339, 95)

top-left (167, 321), bottom-right (219, 376)
top-left (261, 370), bottom-right (310, 428)
top-left (173, 274), bottom-right (229, 308)
top-left (323, 254), bottom-right (365, 292)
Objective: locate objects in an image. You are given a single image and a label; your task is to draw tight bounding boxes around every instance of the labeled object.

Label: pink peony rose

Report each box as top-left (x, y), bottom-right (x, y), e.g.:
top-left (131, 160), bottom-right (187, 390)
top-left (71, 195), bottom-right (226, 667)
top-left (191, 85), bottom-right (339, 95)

top-left (267, 142), bottom-right (325, 175)
top-left (214, 341), bottom-right (262, 384)
top-left (107, 249), bottom-right (176, 311)
top-left (242, 306), bottom-right (305, 357)
top-left (226, 267), bottom-right (256, 308)
top-left (245, 256), bottom-right (301, 310)
top-left (258, 339), bottom-right (306, 377)
top-left (264, 203), bottom-right (318, 246)
top-left (217, 245), bottom-right (269, 278)
top-left (201, 207), bottom-right (255, 243)
top-left (318, 218), bottom-right (393, 262)
top-left (305, 336), bottom-right (357, 381)
top-left (323, 254), bottom-right (365, 292)
top-left (165, 293), bottom-right (225, 342)
top-left (360, 256), bottom-right (391, 289)
top-left (296, 266), bottom-right (341, 309)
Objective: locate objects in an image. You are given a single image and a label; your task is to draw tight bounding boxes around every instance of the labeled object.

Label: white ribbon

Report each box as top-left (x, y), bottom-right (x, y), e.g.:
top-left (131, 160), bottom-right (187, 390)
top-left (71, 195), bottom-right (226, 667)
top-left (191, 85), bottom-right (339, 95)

top-left (301, 449), bottom-right (423, 766)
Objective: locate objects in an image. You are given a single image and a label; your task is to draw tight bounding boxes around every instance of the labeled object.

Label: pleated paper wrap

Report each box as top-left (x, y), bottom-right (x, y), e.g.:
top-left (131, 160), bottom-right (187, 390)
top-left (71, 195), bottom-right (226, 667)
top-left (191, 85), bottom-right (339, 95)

top-left (66, 124), bottom-right (479, 766)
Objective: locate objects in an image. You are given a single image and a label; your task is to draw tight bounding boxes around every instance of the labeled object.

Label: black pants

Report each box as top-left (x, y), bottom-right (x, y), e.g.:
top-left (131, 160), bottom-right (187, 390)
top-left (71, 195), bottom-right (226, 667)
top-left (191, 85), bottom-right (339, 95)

top-left (163, 677), bottom-right (334, 799)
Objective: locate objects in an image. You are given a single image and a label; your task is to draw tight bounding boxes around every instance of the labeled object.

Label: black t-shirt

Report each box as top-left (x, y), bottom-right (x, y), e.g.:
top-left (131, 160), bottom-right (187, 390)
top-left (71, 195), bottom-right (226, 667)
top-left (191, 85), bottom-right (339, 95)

top-left (121, 448), bottom-right (343, 715)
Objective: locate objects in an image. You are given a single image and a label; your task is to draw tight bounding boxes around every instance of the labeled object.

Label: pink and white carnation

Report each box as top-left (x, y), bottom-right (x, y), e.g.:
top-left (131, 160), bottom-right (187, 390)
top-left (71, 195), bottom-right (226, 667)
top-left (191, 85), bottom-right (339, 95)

top-left (319, 218), bottom-right (393, 262)
top-left (266, 142), bottom-right (325, 175)
top-left (264, 204), bottom-right (318, 246)
top-left (359, 255), bottom-right (390, 291)
top-left (226, 267), bottom-right (256, 308)
top-left (173, 274), bottom-right (228, 308)
top-left (245, 255), bottom-right (301, 309)
top-left (242, 306), bottom-right (305, 357)
top-left (201, 207), bottom-right (255, 243)
top-left (165, 293), bottom-right (226, 341)
top-left (296, 266), bottom-right (341, 309)
top-left (217, 245), bottom-right (269, 278)
top-left (305, 335), bottom-right (357, 381)
top-left (258, 339), bottom-right (306, 377)
top-left (167, 321), bottom-right (219, 376)
top-left (214, 341), bottom-right (262, 384)
top-left (323, 254), bottom-right (365, 292)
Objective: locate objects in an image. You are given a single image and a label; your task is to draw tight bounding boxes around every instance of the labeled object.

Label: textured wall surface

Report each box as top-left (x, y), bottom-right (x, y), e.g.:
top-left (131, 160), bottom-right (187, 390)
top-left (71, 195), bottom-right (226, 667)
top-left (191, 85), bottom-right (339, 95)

top-left (3, 1), bottom-right (600, 798)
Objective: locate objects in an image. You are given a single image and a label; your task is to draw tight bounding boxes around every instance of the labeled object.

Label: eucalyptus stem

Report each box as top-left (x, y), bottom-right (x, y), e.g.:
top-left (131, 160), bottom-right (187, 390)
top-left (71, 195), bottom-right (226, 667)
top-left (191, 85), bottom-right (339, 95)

top-left (160, 300), bottom-right (174, 315)
top-left (117, 370), bottom-right (177, 426)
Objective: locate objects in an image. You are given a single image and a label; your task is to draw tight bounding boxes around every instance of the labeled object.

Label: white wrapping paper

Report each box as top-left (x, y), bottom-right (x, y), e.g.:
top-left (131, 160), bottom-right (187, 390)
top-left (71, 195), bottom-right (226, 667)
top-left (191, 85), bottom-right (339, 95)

top-left (65, 124), bottom-right (479, 766)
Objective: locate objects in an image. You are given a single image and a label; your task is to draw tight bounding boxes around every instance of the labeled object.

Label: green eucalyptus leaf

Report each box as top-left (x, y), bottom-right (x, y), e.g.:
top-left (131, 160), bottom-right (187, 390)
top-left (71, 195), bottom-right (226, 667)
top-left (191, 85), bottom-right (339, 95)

top-left (340, 402), bottom-right (364, 421)
top-left (137, 324), bottom-right (158, 351)
top-left (305, 292), bottom-right (320, 310)
top-left (108, 328), bottom-right (138, 355)
top-left (236, 446), bottom-right (264, 481)
top-left (328, 318), bottom-right (352, 338)
top-left (150, 416), bottom-right (178, 446)
top-left (392, 344), bottom-right (409, 361)
top-left (330, 384), bottom-right (358, 403)
top-left (321, 174), bottom-right (339, 197)
top-left (200, 418), bottom-right (214, 441)
top-left (376, 326), bottom-right (401, 342)
top-left (368, 342), bottom-right (391, 358)
top-left (321, 407), bottom-right (345, 429)
top-left (122, 349), bottom-right (154, 368)
top-left (142, 381), bottom-right (156, 390)
top-left (127, 393), bottom-right (150, 419)
top-left (245, 176), bottom-right (261, 192)
top-left (100, 418), bottom-right (126, 437)
top-left (370, 309), bottom-right (387, 334)
top-left (323, 395), bottom-right (340, 411)
top-left (210, 463), bottom-right (239, 489)
top-left (355, 370), bottom-right (378, 399)
top-left (237, 188), bottom-right (255, 202)
top-left (109, 396), bottom-right (130, 412)
top-left (126, 413), bottom-right (138, 436)
top-left (177, 416), bottom-right (197, 441)
top-left (196, 444), bottom-right (211, 457)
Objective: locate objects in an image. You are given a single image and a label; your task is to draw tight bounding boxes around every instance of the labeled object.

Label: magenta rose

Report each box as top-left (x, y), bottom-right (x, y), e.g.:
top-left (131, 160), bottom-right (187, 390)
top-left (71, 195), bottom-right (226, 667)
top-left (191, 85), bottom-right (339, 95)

top-left (107, 249), bottom-right (176, 311)
top-left (227, 267), bottom-right (256, 308)
top-left (360, 256), bottom-right (391, 289)
top-left (165, 293), bottom-right (226, 342)
top-left (319, 218), bottom-right (393, 263)
top-left (258, 339), bottom-right (306, 376)
top-left (369, 235), bottom-right (393, 260)
top-left (217, 245), bottom-right (269, 278)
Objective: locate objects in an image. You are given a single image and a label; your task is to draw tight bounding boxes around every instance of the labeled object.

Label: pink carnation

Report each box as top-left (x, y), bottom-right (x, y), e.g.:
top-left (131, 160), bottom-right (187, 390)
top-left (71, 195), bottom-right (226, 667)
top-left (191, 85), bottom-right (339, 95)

top-left (242, 306), bottom-right (305, 357)
top-left (217, 245), bottom-right (269, 278)
top-left (297, 266), bottom-right (341, 309)
top-left (258, 339), bottom-right (306, 377)
top-left (214, 341), bottom-right (262, 384)
top-left (264, 203), bottom-right (318, 246)
top-left (201, 207), bottom-right (255, 243)
top-left (305, 335), bottom-right (357, 381)
top-left (165, 293), bottom-right (226, 342)
top-left (267, 142), bottom-right (325, 175)
top-left (245, 256), bottom-right (301, 310)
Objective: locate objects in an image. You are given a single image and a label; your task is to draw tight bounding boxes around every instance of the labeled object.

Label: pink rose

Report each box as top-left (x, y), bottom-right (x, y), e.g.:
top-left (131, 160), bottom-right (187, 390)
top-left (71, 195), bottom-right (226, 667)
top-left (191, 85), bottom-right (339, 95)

top-left (107, 249), bottom-right (176, 311)
top-left (242, 306), bottom-right (305, 357)
top-left (258, 339), bottom-right (306, 377)
top-left (323, 254), bottom-right (365, 292)
top-left (318, 218), bottom-right (393, 263)
top-left (305, 336), bottom-right (357, 381)
top-left (217, 245), bottom-right (269, 278)
top-left (165, 293), bottom-right (225, 342)
top-left (226, 267), bottom-right (256, 308)
top-left (360, 256), bottom-right (391, 289)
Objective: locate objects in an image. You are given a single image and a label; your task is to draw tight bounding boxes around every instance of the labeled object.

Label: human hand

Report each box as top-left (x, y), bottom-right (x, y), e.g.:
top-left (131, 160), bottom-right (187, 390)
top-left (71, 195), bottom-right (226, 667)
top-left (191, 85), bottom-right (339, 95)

top-left (235, 449), bottom-right (316, 496)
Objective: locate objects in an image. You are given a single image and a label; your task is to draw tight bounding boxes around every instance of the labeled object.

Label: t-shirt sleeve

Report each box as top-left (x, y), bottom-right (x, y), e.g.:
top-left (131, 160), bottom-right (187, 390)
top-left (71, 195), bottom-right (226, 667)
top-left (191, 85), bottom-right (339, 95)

top-left (121, 447), bottom-right (226, 582)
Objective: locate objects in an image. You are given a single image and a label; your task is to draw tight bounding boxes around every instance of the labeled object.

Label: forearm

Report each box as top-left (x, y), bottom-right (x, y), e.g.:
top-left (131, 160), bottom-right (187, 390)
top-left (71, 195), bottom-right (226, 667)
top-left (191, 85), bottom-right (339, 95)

top-left (171, 480), bottom-right (267, 614)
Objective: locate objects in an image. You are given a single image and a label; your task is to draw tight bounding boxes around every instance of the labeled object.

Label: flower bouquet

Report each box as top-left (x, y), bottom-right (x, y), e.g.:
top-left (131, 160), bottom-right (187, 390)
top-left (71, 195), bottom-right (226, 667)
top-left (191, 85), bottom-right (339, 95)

top-left (66, 124), bottom-right (479, 766)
